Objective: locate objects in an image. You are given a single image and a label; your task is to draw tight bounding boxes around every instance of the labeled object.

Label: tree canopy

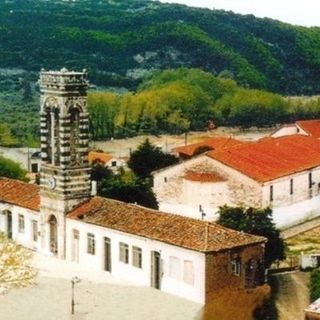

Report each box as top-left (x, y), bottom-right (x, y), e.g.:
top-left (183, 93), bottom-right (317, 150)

top-left (217, 206), bottom-right (285, 268)
top-left (128, 138), bottom-right (178, 178)
top-left (0, 156), bottom-right (27, 181)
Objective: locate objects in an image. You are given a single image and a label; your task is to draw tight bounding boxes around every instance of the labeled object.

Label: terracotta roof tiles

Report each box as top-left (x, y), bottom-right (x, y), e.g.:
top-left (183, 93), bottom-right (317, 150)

top-left (88, 151), bottom-right (113, 164)
top-left (173, 137), bottom-right (245, 157)
top-left (296, 119), bottom-right (320, 138)
top-left (0, 178), bottom-right (40, 211)
top-left (183, 171), bottom-right (226, 183)
top-left (67, 196), bottom-right (265, 252)
top-left (207, 135), bottom-right (320, 183)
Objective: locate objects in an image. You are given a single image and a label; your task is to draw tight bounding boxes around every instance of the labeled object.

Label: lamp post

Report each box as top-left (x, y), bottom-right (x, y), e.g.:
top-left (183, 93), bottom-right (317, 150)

top-left (71, 276), bottom-right (81, 315)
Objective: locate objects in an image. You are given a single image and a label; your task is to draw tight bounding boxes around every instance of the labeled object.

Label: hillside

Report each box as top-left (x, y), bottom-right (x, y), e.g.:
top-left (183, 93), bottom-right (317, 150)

top-left (0, 0), bottom-right (320, 95)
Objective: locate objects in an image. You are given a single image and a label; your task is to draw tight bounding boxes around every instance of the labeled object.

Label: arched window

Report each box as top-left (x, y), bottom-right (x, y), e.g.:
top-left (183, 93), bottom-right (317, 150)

top-left (70, 107), bottom-right (80, 166)
top-left (48, 215), bottom-right (58, 254)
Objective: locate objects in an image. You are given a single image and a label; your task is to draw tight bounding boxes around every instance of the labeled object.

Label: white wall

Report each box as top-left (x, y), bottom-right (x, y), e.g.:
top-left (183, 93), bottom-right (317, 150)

top-left (0, 203), bottom-right (40, 251)
top-left (154, 155), bottom-right (263, 220)
top-left (66, 218), bottom-right (206, 304)
top-left (262, 167), bottom-right (320, 208)
top-left (271, 125), bottom-right (308, 138)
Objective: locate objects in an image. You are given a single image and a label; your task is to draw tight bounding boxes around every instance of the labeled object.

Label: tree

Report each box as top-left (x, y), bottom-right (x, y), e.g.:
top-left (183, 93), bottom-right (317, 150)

top-left (99, 174), bottom-right (158, 209)
top-left (0, 124), bottom-right (17, 147)
top-left (217, 206), bottom-right (285, 267)
top-left (0, 156), bottom-right (27, 181)
top-left (310, 268), bottom-right (320, 302)
top-left (0, 233), bottom-right (36, 292)
top-left (128, 139), bottom-right (178, 178)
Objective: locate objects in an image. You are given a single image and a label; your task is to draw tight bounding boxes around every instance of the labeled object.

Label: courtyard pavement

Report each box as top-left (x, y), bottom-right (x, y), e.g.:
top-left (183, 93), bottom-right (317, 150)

top-left (0, 253), bottom-right (202, 320)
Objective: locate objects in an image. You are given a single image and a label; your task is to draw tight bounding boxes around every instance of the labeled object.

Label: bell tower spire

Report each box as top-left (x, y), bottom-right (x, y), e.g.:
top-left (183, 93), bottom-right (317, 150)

top-left (39, 68), bottom-right (91, 258)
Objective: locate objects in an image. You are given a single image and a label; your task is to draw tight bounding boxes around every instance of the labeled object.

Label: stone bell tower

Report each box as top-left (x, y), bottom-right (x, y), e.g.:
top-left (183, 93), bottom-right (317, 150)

top-left (39, 68), bottom-right (91, 258)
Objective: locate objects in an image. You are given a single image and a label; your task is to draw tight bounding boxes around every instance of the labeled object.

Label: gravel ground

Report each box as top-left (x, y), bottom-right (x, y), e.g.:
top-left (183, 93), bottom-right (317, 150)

top-left (0, 253), bottom-right (202, 320)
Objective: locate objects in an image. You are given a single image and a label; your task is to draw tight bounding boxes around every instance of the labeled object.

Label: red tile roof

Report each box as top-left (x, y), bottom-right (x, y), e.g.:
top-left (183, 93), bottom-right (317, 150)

top-left (67, 196), bottom-right (265, 252)
top-left (0, 178), bottom-right (40, 211)
top-left (183, 171), bottom-right (226, 183)
top-left (207, 135), bottom-right (320, 183)
top-left (296, 119), bottom-right (320, 138)
top-left (173, 137), bottom-right (245, 157)
top-left (88, 151), bottom-right (113, 164)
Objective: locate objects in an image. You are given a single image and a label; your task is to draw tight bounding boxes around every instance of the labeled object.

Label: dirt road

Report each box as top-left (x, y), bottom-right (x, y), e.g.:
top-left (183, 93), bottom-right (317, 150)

top-left (273, 272), bottom-right (309, 320)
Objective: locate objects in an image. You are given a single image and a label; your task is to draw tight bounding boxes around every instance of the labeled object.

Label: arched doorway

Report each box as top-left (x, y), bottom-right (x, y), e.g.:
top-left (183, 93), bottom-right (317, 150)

top-left (48, 215), bottom-right (58, 255)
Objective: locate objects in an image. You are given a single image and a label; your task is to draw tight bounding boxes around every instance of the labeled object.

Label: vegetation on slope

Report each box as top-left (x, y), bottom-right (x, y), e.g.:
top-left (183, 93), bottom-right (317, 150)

top-left (0, 0), bottom-right (319, 95)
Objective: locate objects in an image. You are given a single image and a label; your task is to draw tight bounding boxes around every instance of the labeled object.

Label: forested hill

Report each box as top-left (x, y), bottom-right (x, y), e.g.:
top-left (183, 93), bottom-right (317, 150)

top-left (0, 0), bottom-right (319, 95)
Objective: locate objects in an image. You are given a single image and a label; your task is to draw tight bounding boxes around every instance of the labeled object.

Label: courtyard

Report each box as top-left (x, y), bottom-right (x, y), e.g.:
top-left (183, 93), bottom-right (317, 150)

top-left (0, 252), bottom-right (202, 320)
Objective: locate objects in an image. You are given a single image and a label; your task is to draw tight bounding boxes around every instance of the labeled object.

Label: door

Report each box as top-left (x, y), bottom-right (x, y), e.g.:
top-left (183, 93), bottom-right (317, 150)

top-left (72, 230), bottom-right (79, 263)
top-left (32, 220), bottom-right (38, 242)
top-left (7, 211), bottom-right (12, 239)
top-left (104, 237), bottom-right (111, 272)
top-left (151, 251), bottom-right (161, 289)
top-left (49, 215), bottom-right (58, 255)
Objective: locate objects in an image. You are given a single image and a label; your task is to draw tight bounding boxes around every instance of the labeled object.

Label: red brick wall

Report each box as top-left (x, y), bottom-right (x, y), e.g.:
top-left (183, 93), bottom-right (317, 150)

top-left (205, 243), bottom-right (265, 302)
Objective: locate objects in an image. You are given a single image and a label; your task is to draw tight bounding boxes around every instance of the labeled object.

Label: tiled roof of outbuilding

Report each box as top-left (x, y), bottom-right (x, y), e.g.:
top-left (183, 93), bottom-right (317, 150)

top-left (207, 135), bottom-right (320, 183)
top-left (0, 178), bottom-right (40, 211)
top-left (67, 196), bottom-right (266, 253)
top-left (88, 151), bottom-right (114, 164)
top-left (296, 119), bottom-right (320, 138)
top-left (173, 137), bottom-right (244, 157)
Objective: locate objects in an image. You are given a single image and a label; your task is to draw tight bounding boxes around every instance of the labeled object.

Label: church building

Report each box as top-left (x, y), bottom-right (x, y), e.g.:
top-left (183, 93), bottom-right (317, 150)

top-left (0, 69), bottom-right (266, 304)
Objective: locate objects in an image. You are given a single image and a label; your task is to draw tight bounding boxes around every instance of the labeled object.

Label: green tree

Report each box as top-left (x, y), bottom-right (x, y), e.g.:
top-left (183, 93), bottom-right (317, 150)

top-left (0, 156), bottom-right (27, 181)
top-left (310, 268), bottom-right (320, 302)
top-left (99, 174), bottom-right (158, 209)
top-left (218, 206), bottom-right (285, 267)
top-left (128, 139), bottom-right (178, 178)
top-left (0, 124), bottom-right (17, 147)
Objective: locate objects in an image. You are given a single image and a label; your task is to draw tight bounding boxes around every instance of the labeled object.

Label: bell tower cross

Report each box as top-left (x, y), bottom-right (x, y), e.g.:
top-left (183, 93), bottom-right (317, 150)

top-left (39, 68), bottom-right (91, 258)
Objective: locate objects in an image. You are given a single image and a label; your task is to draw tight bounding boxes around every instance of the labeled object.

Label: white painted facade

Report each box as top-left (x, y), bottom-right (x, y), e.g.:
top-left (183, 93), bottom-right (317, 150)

top-left (153, 155), bottom-right (320, 229)
top-left (0, 203), bottom-right (40, 251)
top-left (271, 125), bottom-right (305, 138)
top-left (66, 219), bottom-right (206, 303)
top-left (0, 202), bottom-right (206, 304)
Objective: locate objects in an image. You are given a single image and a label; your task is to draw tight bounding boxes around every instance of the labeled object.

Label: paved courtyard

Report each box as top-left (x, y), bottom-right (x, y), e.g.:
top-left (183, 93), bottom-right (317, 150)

top-left (0, 253), bottom-right (202, 320)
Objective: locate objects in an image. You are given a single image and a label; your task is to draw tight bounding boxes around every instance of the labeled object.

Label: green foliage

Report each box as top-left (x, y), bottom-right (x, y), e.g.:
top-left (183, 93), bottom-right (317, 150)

top-left (0, 0), bottom-right (319, 94)
top-left (128, 139), bottom-right (178, 178)
top-left (0, 156), bottom-right (27, 181)
top-left (0, 124), bottom-right (17, 147)
top-left (92, 164), bottom-right (158, 209)
top-left (218, 206), bottom-right (285, 267)
top-left (310, 268), bottom-right (320, 302)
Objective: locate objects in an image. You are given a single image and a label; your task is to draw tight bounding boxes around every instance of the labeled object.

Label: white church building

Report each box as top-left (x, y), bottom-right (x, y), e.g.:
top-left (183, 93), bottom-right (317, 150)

top-left (153, 134), bottom-right (320, 229)
top-left (0, 69), bottom-right (266, 305)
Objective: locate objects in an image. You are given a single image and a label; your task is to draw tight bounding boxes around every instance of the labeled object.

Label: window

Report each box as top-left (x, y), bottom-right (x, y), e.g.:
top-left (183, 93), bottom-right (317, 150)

top-left (169, 256), bottom-right (181, 280)
top-left (119, 242), bottom-right (129, 263)
top-left (269, 185), bottom-right (273, 202)
top-left (111, 161), bottom-right (117, 167)
top-left (132, 246), bottom-right (142, 268)
top-left (231, 258), bottom-right (241, 276)
top-left (164, 177), bottom-right (167, 183)
top-left (309, 172), bottom-right (313, 189)
top-left (18, 214), bottom-right (25, 233)
top-left (87, 233), bottom-right (95, 255)
top-left (183, 260), bottom-right (194, 285)
top-left (290, 179), bottom-right (294, 195)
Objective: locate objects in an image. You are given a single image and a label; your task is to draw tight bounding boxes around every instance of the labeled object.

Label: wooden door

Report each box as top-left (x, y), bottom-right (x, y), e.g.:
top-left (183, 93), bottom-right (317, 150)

top-left (151, 251), bottom-right (161, 289)
top-left (104, 237), bottom-right (111, 272)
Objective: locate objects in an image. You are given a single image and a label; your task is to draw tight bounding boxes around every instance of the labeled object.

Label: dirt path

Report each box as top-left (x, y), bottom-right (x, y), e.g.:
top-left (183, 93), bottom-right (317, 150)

top-left (273, 272), bottom-right (309, 320)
